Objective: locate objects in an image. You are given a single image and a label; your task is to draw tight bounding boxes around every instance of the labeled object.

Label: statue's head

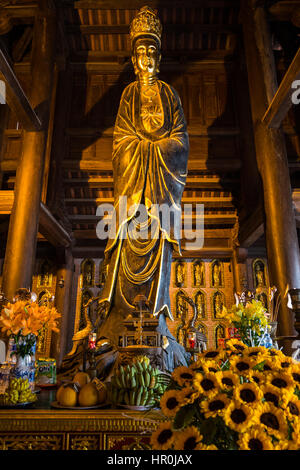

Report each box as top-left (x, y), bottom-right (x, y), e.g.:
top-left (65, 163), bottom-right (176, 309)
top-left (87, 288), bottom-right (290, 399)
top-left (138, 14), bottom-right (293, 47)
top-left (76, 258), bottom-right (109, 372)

top-left (130, 6), bottom-right (162, 79)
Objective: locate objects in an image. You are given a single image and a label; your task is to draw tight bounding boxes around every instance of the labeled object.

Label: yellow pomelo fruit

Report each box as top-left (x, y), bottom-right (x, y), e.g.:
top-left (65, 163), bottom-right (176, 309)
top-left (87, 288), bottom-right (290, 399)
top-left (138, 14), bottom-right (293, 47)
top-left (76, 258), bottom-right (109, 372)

top-left (73, 371), bottom-right (91, 389)
top-left (56, 385), bottom-right (64, 403)
top-left (58, 385), bottom-right (78, 407)
top-left (78, 382), bottom-right (100, 407)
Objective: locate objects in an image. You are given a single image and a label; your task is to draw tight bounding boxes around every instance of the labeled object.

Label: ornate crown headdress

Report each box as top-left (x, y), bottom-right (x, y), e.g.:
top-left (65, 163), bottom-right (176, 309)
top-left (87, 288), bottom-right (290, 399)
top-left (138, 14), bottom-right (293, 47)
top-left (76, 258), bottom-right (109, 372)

top-left (130, 6), bottom-right (162, 47)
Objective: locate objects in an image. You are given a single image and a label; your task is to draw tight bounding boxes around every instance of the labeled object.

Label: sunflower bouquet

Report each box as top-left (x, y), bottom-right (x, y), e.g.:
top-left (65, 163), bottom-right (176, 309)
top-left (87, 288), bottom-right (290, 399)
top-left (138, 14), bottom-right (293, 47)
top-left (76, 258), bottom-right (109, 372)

top-left (220, 299), bottom-right (270, 347)
top-left (0, 300), bottom-right (60, 357)
top-left (150, 339), bottom-right (300, 451)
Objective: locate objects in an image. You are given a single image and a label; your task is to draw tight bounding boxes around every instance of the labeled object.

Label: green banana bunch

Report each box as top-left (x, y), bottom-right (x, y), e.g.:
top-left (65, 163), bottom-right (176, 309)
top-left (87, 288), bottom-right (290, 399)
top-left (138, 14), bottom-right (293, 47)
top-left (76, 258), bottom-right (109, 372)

top-left (110, 358), bottom-right (170, 407)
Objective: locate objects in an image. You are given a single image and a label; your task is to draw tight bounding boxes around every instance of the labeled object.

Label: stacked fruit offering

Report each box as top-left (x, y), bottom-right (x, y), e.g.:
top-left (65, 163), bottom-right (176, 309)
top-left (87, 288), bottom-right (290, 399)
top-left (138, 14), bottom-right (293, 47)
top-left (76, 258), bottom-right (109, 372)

top-left (56, 372), bottom-right (107, 408)
top-left (110, 356), bottom-right (170, 408)
top-left (0, 378), bottom-right (37, 406)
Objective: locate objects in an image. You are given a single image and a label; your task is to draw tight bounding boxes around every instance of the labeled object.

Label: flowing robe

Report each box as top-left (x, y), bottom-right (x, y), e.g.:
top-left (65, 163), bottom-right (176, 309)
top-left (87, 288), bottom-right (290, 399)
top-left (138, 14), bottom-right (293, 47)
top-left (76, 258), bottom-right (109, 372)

top-left (97, 80), bottom-right (189, 362)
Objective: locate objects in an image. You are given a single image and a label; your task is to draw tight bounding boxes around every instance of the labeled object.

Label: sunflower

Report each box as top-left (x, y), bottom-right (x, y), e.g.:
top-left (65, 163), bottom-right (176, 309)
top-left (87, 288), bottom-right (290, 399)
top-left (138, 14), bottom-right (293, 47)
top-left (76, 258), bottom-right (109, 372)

top-left (267, 348), bottom-right (286, 360)
top-left (276, 356), bottom-right (295, 370)
top-left (259, 358), bottom-right (279, 372)
top-left (215, 370), bottom-right (240, 390)
top-left (290, 363), bottom-right (300, 386)
top-left (193, 372), bottom-right (219, 397)
top-left (226, 338), bottom-right (248, 353)
top-left (266, 372), bottom-right (295, 394)
top-left (200, 348), bottom-right (226, 361)
top-left (188, 360), bottom-right (205, 373)
top-left (291, 421), bottom-right (300, 447)
top-left (223, 400), bottom-right (254, 433)
top-left (180, 386), bottom-right (200, 405)
top-left (229, 355), bottom-right (256, 375)
top-left (284, 395), bottom-right (300, 422)
top-left (247, 370), bottom-right (266, 386)
top-left (172, 366), bottom-right (195, 387)
top-left (260, 384), bottom-right (285, 408)
top-left (173, 426), bottom-right (203, 451)
top-left (253, 402), bottom-right (288, 439)
top-left (237, 425), bottom-right (274, 450)
top-left (160, 389), bottom-right (182, 417)
top-left (150, 421), bottom-right (175, 450)
top-left (233, 382), bottom-right (263, 405)
top-left (202, 359), bottom-right (221, 374)
top-left (200, 393), bottom-right (230, 418)
top-left (194, 443), bottom-right (218, 450)
top-left (243, 346), bottom-right (267, 357)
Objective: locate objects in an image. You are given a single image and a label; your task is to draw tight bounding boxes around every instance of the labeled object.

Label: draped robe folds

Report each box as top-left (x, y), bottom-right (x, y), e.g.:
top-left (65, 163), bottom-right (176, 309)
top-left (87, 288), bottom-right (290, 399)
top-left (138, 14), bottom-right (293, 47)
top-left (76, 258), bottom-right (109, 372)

top-left (97, 80), bottom-right (190, 367)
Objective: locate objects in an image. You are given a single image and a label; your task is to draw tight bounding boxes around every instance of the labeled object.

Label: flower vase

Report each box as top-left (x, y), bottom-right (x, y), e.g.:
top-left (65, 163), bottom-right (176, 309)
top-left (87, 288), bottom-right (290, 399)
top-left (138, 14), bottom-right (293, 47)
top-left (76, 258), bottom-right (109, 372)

top-left (269, 321), bottom-right (278, 349)
top-left (11, 336), bottom-right (36, 390)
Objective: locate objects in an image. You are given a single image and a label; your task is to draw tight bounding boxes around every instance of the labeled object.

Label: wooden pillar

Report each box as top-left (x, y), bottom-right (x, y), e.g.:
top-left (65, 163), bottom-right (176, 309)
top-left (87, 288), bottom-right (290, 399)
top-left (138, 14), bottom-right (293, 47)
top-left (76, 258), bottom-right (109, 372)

top-left (241, 2), bottom-right (300, 344)
top-left (51, 248), bottom-right (74, 367)
top-left (1, 2), bottom-right (56, 300)
top-left (232, 247), bottom-right (241, 295)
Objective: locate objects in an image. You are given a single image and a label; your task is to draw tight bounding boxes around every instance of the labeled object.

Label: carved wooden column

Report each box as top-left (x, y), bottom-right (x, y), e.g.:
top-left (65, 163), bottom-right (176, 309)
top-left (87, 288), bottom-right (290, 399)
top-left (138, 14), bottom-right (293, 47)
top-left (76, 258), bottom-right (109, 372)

top-left (241, 1), bottom-right (300, 348)
top-left (1, 2), bottom-right (56, 300)
top-left (51, 248), bottom-right (74, 366)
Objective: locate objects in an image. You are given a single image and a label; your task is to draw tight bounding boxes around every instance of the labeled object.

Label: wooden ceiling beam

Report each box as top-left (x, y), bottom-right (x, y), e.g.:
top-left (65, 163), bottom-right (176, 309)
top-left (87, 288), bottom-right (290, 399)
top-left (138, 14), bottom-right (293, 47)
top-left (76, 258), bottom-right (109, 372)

top-left (262, 47), bottom-right (300, 129)
top-left (0, 48), bottom-right (42, 131)
top-left (71, 0), bottom-right (240, 9)
top-left (66, 24), bottom-right (240, 35)
top-left (39, 202), bottom-right (72, 248)
top-left (268, 1), bottom-right (300, 22)
top-left (3, 3), bottom-right (37, 19)
top-left (0, 191), bottom-right (71, 247)
top-left (239, 205), bottom-right (265, 248)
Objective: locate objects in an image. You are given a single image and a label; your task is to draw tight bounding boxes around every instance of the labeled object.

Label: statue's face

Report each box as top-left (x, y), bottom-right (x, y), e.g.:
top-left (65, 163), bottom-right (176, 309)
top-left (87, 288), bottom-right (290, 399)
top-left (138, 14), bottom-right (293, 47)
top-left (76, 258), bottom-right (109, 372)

top-left (132, 37), bottom-right (161, 77)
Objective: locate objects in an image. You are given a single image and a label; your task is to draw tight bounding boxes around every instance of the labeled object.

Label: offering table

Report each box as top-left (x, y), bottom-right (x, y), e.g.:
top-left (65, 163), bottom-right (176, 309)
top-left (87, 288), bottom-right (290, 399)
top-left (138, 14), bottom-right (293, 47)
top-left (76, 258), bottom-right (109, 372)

top-left (0, 390), bottom-right (162, 450)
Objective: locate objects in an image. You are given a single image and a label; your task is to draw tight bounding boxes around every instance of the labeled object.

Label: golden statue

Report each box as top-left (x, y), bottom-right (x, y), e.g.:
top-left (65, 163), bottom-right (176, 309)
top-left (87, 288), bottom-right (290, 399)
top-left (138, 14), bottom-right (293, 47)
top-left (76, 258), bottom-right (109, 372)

top-left (97, 6), bottom-right (189, 368)
top-left (255, 262), bottom-right (265, 287)
top-left (194, 262), bottom-right (204, 286)
top-left (213, 292), bottom-right (224, 318)
top-left (61, 6), bottom-right (189, 376)
top-left (212, 261), bottom-right (222, 287)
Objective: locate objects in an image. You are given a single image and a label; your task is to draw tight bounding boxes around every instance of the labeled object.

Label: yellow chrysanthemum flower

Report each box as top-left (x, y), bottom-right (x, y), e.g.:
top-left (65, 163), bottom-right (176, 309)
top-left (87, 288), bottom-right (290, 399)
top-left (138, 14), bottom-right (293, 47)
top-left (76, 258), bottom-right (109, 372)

top-left (200, 393), bottom-right (230, 419)
top-left (193, 372), bottom-right (219, 398)
top-left (172, 366), bottom-right (195, 387)
top-left (215, 370), bottom-right (240, 390)
top-left (150, 421), bottom-right (175, 450)
top-left (237, 425), bottom-right (274, 450)
top-left (160, 390), bottom-right (182, 418)
top-left (173, 426), bottom-right (203, 451)
top-left (223, 400), bottom-right (254, 433)
top-left (253, 402), bottom-right (288, 440)
top-left (233, 382), bottom-right (263, 405)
